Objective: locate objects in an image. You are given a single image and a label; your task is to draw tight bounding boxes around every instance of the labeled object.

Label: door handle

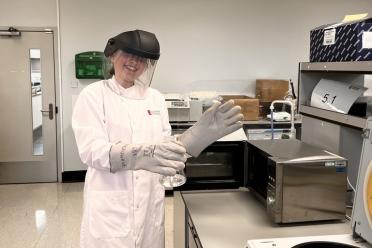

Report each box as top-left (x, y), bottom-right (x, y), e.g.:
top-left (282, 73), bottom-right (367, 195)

top-left (40, 103), bottom-right (54, 120)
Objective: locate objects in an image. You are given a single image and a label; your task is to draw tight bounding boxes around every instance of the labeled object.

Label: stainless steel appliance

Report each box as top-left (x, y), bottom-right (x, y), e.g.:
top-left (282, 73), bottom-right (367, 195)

top-left (247, 139), bottom-right (347, 223)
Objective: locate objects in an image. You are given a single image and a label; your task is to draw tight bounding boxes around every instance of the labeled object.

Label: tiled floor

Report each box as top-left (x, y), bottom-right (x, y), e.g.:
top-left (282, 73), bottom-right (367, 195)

top-left (0, 183), bottom-right (174, 248)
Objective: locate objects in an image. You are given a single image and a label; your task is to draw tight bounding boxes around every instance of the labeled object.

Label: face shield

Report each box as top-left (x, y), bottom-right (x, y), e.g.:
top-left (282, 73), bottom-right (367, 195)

top-left (110, 50), bottom-right (157, 89)
top-left (104, 30), bottom-right (160, 91)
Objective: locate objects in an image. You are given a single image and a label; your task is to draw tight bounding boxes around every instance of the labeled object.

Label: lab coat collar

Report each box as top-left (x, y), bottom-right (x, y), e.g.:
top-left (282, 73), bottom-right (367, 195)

top-left (108, 76), bottom-right (148, 100)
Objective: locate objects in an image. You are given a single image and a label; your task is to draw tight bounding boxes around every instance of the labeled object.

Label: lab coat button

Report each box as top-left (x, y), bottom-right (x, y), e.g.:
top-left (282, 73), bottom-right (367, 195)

top-left (136, 176), bottom-right (139, 180)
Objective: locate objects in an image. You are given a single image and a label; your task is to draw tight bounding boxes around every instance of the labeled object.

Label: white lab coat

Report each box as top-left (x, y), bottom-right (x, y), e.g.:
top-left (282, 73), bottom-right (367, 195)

top-left (72, 77), bottom-right (171, 248)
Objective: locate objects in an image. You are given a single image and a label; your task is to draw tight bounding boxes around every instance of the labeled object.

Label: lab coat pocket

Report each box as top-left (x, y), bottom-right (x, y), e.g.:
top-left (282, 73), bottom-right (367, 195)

top-left (89, 191), bottom-right (130, 239)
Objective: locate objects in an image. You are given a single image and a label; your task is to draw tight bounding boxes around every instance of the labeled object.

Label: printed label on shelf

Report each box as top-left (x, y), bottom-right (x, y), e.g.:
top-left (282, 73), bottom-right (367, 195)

top-left (323, 28), bottom-right (336, 45)
top-left (310, 78), bottom-right (367, 114)
top-left (363, 32), bottom-right (372, 49)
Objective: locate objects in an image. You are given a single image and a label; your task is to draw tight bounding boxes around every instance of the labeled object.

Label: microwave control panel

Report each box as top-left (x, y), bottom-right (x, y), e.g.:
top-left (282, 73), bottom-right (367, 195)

top-left (267, 160), bottom-right (280, 223)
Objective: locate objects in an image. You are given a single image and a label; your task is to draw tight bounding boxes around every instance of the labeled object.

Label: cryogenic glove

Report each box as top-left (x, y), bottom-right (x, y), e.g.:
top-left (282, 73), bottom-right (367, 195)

top-left (178, 100), bottom-right (244, 157)
top-left (109, 140), bottom-right (187, 176)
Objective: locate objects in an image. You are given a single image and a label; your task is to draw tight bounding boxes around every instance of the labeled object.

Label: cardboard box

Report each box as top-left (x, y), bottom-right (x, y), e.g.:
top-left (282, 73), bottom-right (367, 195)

top-left (255, 79), bottom-right (289, 102)
top-left (220, 95), bottom-right (251, 101)
top-left (221, 95), bottom-right (259, 121)
top-left (259, 101), bottom-right (272, 118)
top-left (310, 18), bottom-right (372, 62)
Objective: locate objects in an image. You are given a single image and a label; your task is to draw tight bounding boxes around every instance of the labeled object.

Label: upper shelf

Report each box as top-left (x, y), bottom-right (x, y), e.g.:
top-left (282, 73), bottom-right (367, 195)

top-left (300, 61), bottom-right (372, 74)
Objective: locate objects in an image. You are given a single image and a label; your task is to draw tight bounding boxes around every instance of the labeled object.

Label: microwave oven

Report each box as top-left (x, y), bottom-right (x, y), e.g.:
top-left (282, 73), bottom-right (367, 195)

top-left (247, 139), bottom-right (347, 223)
top-left (178, 140), bottom-right (247, 190)
top-left (171, 126), bottom-right (247, 191)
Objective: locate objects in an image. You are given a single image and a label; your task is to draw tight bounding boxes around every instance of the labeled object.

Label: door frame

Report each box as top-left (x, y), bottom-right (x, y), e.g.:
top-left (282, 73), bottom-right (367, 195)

top-left (0, 26), bottom-right (62, 182)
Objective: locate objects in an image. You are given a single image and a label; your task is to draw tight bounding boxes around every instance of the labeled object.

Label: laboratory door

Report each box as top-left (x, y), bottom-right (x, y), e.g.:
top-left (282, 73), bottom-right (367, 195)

top-left (0, 28), bottom-right (57, 183)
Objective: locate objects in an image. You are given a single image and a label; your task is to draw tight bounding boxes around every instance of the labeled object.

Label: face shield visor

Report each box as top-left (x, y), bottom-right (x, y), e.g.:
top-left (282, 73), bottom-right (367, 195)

top-left (111, 50), bottom-right (157, 89)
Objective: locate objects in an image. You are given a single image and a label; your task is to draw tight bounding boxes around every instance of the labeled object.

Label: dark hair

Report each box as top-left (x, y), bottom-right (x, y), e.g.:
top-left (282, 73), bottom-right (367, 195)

top-left (109, 66), bottom-right (115, 76)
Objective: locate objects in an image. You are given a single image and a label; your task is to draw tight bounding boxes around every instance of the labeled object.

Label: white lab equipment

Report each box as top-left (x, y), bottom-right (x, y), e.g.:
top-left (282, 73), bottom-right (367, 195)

top-left (163, 93), bottom-right (203, 122)
top-left (269, 100), bottom-right (295, 139)
top-left (266, 111), bottom-right (291, 122)
top-left (246, 234), bottom-right (370, 248)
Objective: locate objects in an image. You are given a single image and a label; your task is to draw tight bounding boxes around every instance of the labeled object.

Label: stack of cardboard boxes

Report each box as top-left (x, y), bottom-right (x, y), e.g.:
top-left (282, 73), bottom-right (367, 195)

top-left (256, 79), bottom-right (289, 118)
top-left (221, 79), bottom-right (289, 121)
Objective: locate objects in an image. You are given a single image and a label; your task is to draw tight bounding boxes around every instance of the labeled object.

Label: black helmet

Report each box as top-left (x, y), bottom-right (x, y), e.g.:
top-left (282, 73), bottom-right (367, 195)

top-left (104, 30), bottom-right (160, 60)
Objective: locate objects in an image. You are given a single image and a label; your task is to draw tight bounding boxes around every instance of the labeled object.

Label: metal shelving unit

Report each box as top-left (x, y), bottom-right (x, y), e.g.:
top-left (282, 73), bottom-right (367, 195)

top-left (298, 60), bottom-right (372, 187)
top-left (300, 61), bottom-right (372, 74)
top-left (300, 105), bottom-right (367, 129)
top-left (298, 61), bottom-right (372, 244)
top-left (298, 61), bottom-right (371, 130)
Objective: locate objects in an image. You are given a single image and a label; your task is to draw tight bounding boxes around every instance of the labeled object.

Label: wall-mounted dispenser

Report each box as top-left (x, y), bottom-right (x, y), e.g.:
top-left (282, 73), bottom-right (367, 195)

top-left (75, 51), bottom-right (110, 79)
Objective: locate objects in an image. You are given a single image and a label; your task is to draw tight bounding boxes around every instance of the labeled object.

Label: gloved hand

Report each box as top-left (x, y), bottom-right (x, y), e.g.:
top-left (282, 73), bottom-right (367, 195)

top-left (109, 140), bottom-right (187, 176)
top-left (178, 100), bottom-right (244, 157)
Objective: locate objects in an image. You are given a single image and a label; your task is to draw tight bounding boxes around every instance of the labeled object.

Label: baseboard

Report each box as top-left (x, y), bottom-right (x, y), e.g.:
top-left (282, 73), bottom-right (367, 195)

top-left (62, 170), bottom-right (86, 182)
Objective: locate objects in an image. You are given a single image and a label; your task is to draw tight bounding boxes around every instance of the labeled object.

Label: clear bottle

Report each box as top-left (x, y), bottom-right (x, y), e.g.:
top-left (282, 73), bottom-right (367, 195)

top-left (159, 170), bottom-right (186, 188)
top-left (159, 136), bottom-right (187, 187)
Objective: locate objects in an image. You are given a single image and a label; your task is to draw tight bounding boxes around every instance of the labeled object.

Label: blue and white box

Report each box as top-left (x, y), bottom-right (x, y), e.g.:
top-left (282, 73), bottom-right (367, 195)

top-left (310, 18), bottom-right (372, 62)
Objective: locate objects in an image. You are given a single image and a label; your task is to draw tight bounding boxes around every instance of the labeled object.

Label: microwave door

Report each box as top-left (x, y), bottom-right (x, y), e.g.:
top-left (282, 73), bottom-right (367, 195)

top-left (279, 161), bottom-right (347, 223)
top-left (186, 152), bottom-right (234, 178)
top-left (181, 141), bottom-right (246, 190)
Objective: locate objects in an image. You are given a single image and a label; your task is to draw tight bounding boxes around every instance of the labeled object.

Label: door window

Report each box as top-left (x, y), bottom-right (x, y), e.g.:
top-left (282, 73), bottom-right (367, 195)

top-left (30, 48), bottom-right (44, 155)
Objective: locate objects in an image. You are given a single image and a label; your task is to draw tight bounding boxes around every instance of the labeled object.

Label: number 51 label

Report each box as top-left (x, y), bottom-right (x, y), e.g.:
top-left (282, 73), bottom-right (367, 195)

top-left (311, 79), bottom-right (367, 114)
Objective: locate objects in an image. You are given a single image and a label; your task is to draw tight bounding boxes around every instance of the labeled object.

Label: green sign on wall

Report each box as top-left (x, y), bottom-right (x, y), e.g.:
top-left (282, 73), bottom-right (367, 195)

top-left (75, 51), bottom-right (111, 79)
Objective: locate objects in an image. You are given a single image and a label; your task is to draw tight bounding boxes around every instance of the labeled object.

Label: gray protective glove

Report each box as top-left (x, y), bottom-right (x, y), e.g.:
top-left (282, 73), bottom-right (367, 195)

top-left (109, 140), bottom-right (187, 176)
top-left (178, 100), bottom-right (244, 157)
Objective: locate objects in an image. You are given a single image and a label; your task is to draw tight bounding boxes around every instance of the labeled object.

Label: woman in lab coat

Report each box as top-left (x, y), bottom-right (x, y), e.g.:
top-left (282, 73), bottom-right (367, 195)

top-left (72, 29), bottom-right (243, 248)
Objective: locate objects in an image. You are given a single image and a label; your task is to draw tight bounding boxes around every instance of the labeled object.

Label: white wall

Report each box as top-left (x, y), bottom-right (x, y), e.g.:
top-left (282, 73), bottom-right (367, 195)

top-left (0, 0), bottom-right (57, 27)
top-left (1, 0), bottom-right (370, 172)
top-left (57, 0), bottom-right (372, 171)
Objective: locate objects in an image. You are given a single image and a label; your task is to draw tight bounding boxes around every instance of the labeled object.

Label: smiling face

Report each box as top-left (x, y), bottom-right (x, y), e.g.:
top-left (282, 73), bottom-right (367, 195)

top-left (111, 50), bottom-right (147, 88)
